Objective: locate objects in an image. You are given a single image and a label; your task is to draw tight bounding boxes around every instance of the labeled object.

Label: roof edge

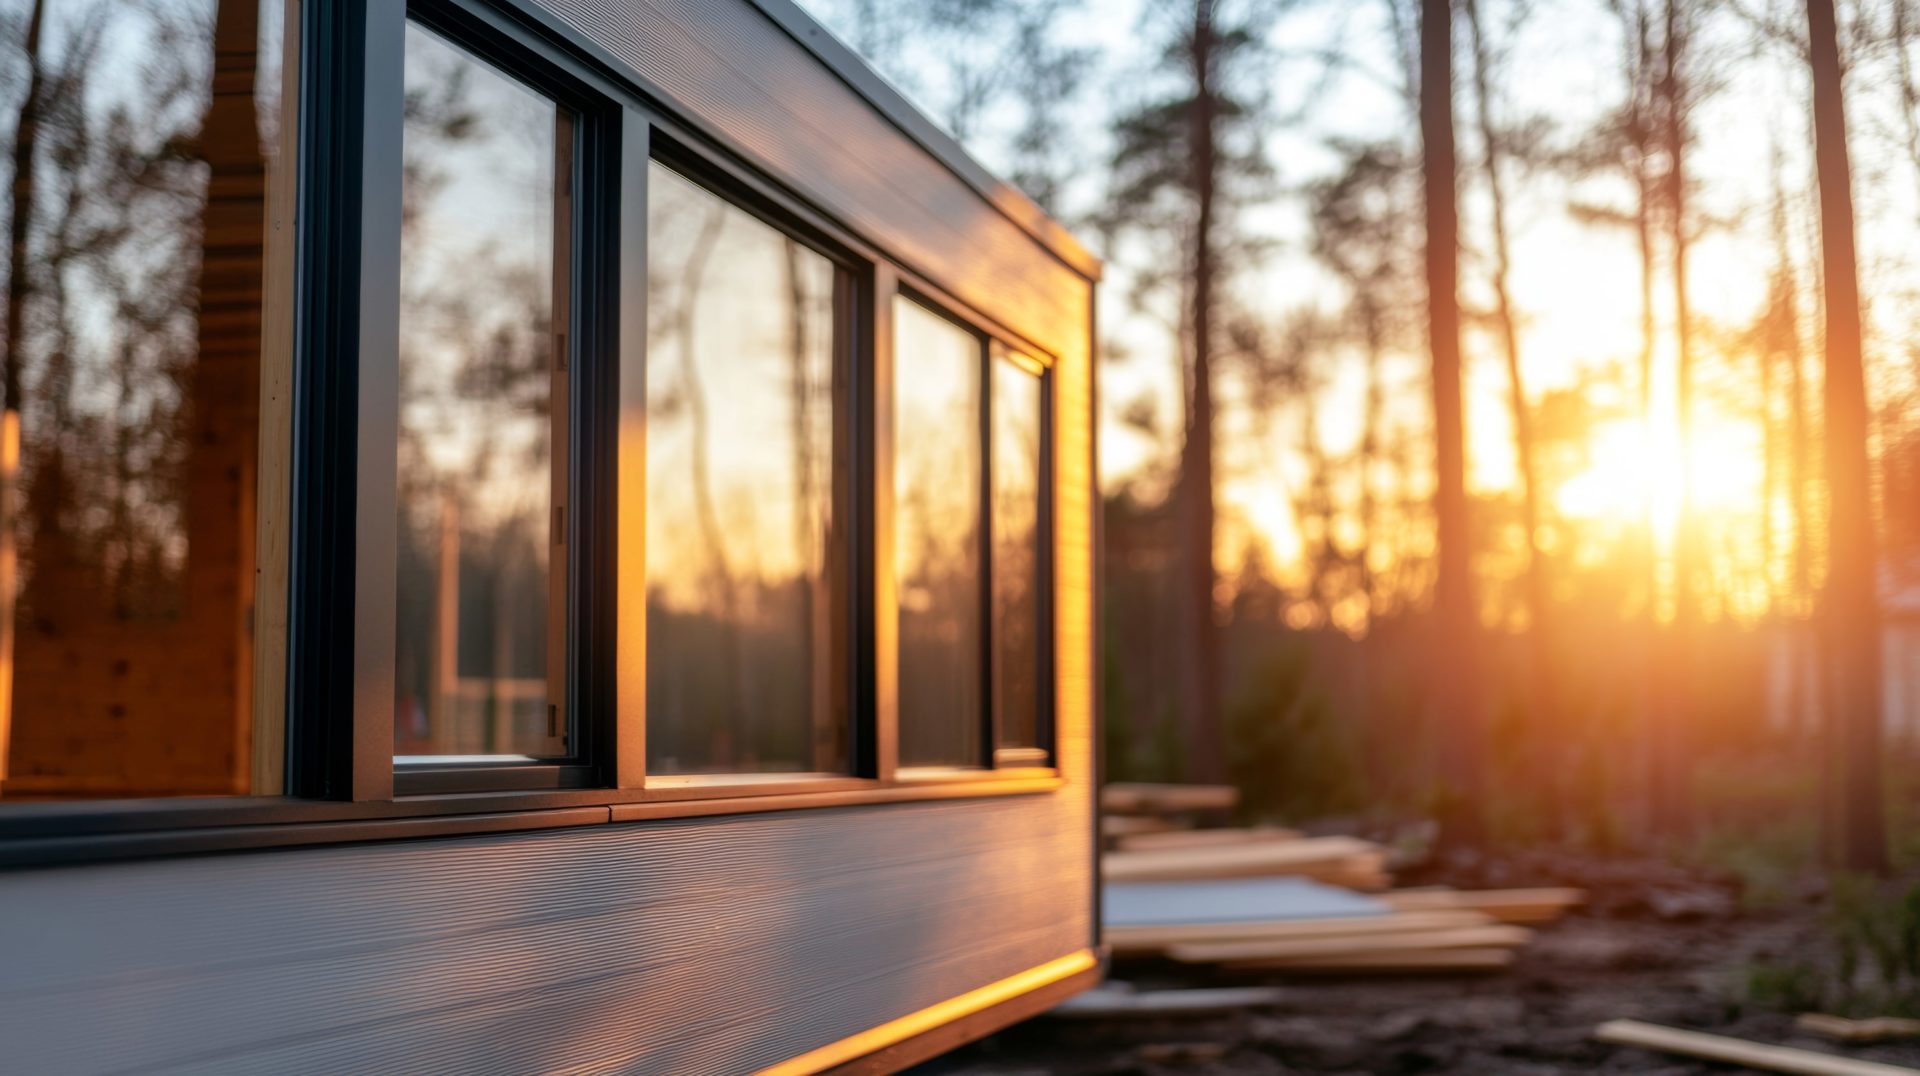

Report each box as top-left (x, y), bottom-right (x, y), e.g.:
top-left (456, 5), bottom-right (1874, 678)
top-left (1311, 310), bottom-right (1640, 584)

top-left (744, 0), bottom-right (1104, 282)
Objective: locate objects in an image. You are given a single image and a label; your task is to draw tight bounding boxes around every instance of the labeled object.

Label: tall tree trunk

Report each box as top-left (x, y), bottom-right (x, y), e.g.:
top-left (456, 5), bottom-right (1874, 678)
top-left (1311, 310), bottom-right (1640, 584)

top-left (0, 0), bottom-right (45, 794)
top-left (1181, 0), bottom-right (1224, 783)
top-left (1464, 0), bottom-right (1553, 783)
top-left (1651, 0), bottom-right (1696, 838)
top-left (1358, 301), bottom-right (1384, 615)
top-left (1421, 0), bottom-right (1481, 838)
top-left (1805, 0), bottom-right (1889, 874)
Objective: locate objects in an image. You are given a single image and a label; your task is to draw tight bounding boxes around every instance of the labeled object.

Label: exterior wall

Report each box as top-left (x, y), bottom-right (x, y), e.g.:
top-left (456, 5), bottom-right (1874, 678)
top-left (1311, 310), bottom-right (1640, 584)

top-left (0, 796), bottom-right (1092, 1074)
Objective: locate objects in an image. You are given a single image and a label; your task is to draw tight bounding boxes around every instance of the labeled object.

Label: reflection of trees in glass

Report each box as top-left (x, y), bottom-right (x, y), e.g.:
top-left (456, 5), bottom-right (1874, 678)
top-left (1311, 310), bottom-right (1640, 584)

top-left (1, 0), bottom-right (270, 796)
top-left (645, 164), bottom-right (842, 775)
top-left (992, 359), bottom-right (1041, 750)
top-left (393, 25), bottom-right (557, 757)
top-left (894, 298), bottom-right (982, 767)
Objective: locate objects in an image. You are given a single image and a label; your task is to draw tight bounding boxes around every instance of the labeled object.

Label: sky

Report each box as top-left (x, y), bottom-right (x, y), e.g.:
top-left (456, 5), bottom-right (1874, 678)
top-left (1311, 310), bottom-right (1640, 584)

top-left (795, 0), bottom-right (1920, 626)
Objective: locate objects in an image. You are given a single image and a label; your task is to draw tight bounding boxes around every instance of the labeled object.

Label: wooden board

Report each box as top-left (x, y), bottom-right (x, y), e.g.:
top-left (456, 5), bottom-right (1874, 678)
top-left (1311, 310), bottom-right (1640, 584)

top-left (1115, 827), bottom-right (1304, 853)
top-left (1104, 837), bottom-right (1382, 884)
top-left (1177, 924), bottom-right (1533, 964)
top-left (1798, 1014), bottom-right (1920, 1044)
top-left (1108, 910), bottom-right (1495, 955)
top-left (1381, 887), bottom-right (1584, 924)
top-left (1232, 947), bottom-right (1517, 974)
top-left (1101, 815), bottom-right (1184, 840)
top-left (1101, 783), bottom-right (1239, 815)
top-left (1594, 1019), bottom-right (1920, 1075)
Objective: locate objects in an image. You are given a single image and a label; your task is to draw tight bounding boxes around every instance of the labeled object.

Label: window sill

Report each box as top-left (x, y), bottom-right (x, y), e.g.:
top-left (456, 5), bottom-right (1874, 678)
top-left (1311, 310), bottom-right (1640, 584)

top-left (0, 773), bottom-right (1066, 870)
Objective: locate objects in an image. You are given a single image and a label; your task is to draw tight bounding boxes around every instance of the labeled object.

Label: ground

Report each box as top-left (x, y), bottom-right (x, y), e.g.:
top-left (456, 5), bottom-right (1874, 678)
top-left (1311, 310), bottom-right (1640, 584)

top-left (921, 851), bottom-right (1920, 1074)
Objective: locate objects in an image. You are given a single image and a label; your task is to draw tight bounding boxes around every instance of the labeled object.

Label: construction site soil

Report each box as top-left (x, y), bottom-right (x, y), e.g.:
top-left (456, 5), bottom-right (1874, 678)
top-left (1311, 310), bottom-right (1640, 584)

top-left (924, 850), bottom-right (1920, 1074)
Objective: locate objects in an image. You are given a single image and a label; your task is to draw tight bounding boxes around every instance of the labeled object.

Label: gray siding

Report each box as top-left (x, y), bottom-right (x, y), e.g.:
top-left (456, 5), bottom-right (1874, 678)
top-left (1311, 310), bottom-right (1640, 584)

top-left (0, 795), bottom-right (1091, 1074)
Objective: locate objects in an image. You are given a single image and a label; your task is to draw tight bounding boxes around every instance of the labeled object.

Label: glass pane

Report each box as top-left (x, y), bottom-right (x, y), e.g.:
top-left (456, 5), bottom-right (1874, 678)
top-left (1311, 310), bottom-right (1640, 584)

top-left (993, 356), bottom-right (1043, 752)
top-left (894, 298), bottom-right (983, 768)
top-left (394, 24), bottom-right (564, 761)
top-left (645, 163), bottom-right (848, 776)
top-left (0, 1), bottom-right (289, 800)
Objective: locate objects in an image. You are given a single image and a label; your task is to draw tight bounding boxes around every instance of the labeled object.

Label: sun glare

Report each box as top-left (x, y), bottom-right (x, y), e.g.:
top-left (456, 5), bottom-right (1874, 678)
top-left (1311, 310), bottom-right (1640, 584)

top-left (1555, 414), bottom-right (1764, 553)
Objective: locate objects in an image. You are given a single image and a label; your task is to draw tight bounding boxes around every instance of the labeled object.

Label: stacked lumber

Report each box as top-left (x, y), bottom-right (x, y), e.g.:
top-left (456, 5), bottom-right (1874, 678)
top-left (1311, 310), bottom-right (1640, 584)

top-left (1098, 786), bottom-right (1586, 977)
top-left (1105, 835), bottom-right (1391, 890)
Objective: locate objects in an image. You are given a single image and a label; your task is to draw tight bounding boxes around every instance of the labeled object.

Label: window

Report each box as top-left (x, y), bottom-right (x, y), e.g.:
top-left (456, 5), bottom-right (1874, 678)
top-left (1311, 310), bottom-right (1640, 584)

top-left (893, 298), bottom-right (986, 768)
top-left (0, 0), bottom-right (1064, 840)
top-left (0, 0), bottom-right (291, 801)
top-left (643, 162), bottom-right (852, 776)
top-left (992, 350), bottom-right (1048, 761)
top-left (393, 21), bottom-right (570, 764)
top-left (892, 298), bottom-right (1053, 772)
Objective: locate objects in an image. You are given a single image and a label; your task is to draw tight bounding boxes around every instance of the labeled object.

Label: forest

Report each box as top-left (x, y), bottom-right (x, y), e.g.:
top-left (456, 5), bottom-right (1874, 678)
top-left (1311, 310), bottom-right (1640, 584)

top-left (807, 0), bottom-right (1920, 874)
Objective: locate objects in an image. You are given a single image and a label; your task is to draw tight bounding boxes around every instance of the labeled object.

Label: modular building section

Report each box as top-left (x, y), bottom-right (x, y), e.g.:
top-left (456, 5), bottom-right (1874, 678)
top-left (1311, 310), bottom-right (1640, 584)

top-left (0, 0), bottom-right (1101, 1071)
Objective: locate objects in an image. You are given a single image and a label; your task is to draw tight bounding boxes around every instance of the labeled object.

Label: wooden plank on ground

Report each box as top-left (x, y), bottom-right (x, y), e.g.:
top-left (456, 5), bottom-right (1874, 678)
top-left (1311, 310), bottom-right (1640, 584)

top-left (1235, 947), bottom-right (1516, 973)
top-left (1179, 924), bottom-right (1533, 964)
top-left (1798, 1015), bottom-right (1920, 1044)
top-left (1104, 837), bottom-right (1382, 884)
top-left (1381, 887), bottom-right (1584, 923)
top-left (1108, 910), bottom-right (1494, 954)
top-left (1593, 1019), bottom-right (1920, 1075)
top-left (1102, 815), bottom-right (1185, 840)
top-left (1102, 783), bottom-right (1239, 815)
top-left (1115, 826), bottom-right (1303, 853)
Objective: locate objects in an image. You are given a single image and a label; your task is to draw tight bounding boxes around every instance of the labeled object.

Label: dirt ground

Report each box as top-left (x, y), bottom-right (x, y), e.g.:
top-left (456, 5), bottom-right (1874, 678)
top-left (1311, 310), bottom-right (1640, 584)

top-left (920, 853), bottom-right (1920, 1074)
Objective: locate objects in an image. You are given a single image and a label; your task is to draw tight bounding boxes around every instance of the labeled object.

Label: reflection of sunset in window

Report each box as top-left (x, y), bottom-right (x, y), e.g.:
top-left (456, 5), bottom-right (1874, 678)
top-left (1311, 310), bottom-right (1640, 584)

top-left (895, 297), bottom-right (984, 768)
top-left (644, 162), bottom-right (847, 776)
top-left (393, 22), bottom-right (563, 760)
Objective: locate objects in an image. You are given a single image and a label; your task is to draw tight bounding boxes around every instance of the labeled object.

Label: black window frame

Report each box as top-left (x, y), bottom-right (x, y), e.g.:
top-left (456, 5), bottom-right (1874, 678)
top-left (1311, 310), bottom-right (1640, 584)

top-left (636, 137), bottom-right (871, 786)
top-left (891, 289), bottom-right (1059, 777)
top-left (369, 0), bottom-right (625, 797)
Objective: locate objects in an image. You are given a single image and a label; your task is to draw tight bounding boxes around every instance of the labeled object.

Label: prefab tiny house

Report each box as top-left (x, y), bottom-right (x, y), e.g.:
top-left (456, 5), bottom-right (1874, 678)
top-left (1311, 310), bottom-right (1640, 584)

top-left (0, 0), bottom-right (1101, 1070)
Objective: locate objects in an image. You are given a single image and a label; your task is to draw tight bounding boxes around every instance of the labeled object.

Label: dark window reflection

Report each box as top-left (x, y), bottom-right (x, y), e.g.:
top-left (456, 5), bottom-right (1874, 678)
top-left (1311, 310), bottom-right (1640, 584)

top-left (0, 0), bottom-right (285, 799)
top-left (645, 162), bottom-right (849, 776)
top-left (894, 298), bottom-right (984, 768)
top-left (393, 23), bottom-right (566, 761)
top-left (993, 355), bottom-right (1043, 753)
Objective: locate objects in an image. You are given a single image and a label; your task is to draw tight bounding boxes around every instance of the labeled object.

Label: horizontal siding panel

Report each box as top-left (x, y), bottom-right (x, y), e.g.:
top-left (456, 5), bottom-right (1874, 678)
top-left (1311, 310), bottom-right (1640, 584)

top-left (0, 797), bottom-right (1091, 1074)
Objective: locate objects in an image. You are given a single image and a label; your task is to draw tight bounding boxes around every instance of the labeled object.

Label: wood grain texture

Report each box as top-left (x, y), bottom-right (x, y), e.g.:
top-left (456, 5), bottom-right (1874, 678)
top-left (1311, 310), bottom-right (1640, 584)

top-left (0, 797), bottom-right (1092, 1074)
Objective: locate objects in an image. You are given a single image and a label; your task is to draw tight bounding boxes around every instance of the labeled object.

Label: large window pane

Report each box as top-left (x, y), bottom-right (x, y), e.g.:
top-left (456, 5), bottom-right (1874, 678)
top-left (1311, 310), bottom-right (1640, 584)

top-left (645, 162), bottom-right (848, 776)
top-left (993, 355), bottom-right (1044, 754)
top-left (0, 1), bottom-right (288, 799)
top-left (394, 24), bottom-right (566, 761)
top-left (894, 298), bottom-right (983, 768)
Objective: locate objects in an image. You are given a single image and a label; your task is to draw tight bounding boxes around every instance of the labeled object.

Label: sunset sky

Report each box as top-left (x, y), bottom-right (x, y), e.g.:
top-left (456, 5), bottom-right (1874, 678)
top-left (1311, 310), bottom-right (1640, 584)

top-left (805, 0), bottom-right (1920, 629)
